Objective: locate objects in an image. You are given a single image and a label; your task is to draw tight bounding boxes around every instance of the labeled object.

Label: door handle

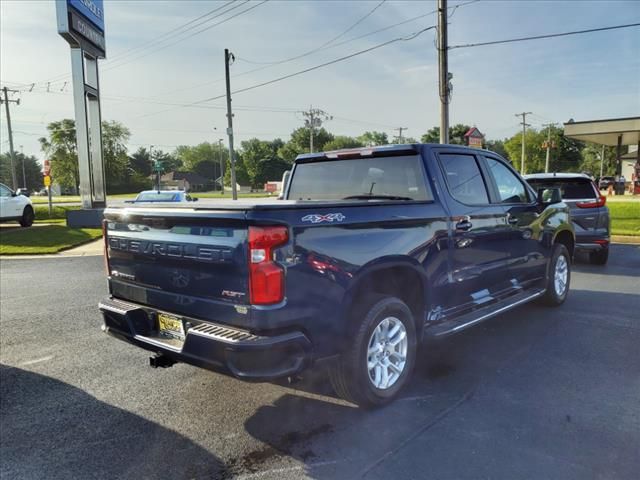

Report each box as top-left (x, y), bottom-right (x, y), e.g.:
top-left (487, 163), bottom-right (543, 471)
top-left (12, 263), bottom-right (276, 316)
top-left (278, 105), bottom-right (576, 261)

top-left (455, 218), bottom-right (473, 231)
top-left (506, 214), bottom-right (519, 225)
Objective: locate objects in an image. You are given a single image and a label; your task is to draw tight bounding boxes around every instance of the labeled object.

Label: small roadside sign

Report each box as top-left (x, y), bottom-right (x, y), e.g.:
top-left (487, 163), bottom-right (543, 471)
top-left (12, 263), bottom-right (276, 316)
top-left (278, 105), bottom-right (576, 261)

top-left (44, 175), bottom-right (52, 187)
top-left (44, 159), bottom-right (51, 176)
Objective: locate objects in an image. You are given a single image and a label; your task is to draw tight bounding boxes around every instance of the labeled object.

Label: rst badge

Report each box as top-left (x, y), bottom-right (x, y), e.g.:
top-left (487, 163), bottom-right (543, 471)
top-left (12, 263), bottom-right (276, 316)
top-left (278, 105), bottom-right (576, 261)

top-left (301, 213), bottom-right (346, 224)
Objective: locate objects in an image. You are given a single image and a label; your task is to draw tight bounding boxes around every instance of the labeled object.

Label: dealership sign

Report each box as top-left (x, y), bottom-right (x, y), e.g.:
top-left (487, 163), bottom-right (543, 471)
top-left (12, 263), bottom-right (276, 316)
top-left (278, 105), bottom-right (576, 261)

top-left (56, 0), bottom-right (106, 57)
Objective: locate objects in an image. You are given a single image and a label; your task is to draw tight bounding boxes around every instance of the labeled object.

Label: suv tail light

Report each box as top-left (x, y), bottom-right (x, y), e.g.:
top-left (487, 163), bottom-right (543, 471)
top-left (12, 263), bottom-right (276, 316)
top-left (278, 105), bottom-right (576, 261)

top-left (577, 195), bottom-right (606, 209)
top-left (248, 226), bottom-right (288, 305)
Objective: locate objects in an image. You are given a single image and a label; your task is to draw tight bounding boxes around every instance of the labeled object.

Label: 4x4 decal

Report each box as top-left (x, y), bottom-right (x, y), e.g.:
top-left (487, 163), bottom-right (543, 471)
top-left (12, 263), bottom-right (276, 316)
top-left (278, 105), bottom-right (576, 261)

top-left (301, 213), bottom-right (346, 224)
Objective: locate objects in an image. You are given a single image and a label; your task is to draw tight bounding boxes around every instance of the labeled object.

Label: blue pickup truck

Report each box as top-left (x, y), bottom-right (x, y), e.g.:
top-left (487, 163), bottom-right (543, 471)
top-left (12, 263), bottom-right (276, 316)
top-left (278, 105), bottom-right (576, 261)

top-left (100, 144), bottom-right (575, 407)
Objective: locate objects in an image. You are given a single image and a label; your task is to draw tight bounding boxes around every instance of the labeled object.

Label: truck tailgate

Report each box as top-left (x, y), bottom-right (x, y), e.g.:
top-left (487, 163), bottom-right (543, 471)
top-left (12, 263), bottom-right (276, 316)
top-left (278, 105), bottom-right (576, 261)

top-left (104, 208), bottom-right (249, 319)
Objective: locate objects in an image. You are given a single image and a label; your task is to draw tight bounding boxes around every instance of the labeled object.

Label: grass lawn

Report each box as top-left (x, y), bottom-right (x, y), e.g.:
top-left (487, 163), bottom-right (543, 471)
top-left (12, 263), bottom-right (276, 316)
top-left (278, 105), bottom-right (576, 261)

top-left (609, 201), bottom-right (640, 236)
top-left (0, 225), bottom-right (102, 255)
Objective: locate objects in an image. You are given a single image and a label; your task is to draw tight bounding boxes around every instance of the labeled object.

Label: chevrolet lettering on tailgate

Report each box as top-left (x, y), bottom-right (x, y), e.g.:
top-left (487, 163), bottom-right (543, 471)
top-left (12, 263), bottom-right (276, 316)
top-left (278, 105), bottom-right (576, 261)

top-left (108, 237), bottom-right (232, 263)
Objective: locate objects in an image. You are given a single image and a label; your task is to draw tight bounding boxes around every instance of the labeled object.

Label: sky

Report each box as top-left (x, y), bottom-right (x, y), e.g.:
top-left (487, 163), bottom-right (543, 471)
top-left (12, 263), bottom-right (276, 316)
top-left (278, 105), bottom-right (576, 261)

top-left (1, 0), bottom-right (639, 162)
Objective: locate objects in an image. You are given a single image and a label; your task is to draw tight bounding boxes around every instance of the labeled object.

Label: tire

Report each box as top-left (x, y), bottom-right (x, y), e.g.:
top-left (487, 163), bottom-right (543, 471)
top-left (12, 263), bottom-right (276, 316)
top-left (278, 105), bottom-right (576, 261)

top-left (589, 247), bottom-right (609, 265)
top-left (19, 206), bottom-right (34, 228)
top-left (329, 295), bottom-right (417, 408)
top-left (541, 243), bottom-right (571, 306)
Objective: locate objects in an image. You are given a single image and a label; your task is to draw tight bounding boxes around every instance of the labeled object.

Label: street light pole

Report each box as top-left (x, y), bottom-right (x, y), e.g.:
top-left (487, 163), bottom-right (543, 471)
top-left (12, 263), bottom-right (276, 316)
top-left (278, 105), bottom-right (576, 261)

top-left (218, 138), bottom-right (224, 194)
top-left (224, 48), bottom-right (238, 200)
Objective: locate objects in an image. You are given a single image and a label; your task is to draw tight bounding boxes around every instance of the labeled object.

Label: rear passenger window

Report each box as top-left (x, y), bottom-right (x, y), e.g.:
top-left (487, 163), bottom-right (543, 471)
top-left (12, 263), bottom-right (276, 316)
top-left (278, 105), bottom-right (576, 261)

top-left (438, 154), bottom-right (489, 205)
top-left (485, 158), bottom-right (529, 203)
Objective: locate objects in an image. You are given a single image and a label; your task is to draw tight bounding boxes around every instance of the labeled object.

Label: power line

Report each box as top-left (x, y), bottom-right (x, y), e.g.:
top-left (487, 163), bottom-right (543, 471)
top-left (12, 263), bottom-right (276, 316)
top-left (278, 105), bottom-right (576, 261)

top-left (107, 1), bottom-right (238, 63)
top-left (189, 26), bottom-right (437, 107)
top-left (236, 0), bottom-right (387, 65)
top-left (146, 0), bottom-right (480, 101)
top-left (102, 1), bottom-right (268, 73)
top-left (29, 0), bottom-right (265, 86)
top-left (449, 22), bottom-right (640, 49)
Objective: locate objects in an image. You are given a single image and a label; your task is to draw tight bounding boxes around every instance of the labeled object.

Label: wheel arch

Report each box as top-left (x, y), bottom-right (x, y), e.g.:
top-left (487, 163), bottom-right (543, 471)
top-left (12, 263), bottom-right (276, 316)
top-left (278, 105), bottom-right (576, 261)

top-left (553, 228), bottom-right (575, 260)
top-left (341, 257), bottom-right (428, 340)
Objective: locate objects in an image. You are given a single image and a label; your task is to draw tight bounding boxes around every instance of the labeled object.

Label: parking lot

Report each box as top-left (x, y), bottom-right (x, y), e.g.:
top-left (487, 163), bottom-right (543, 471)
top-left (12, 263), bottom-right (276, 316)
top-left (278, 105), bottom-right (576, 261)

top-left (1, 245), bottom-right (639, 480)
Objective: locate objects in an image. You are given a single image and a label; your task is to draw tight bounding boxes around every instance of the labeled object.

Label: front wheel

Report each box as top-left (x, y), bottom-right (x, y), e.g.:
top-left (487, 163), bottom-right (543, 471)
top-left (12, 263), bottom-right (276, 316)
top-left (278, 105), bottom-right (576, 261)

top-left (19, 206), bottom-right (34, 228)
top-left (541, 243), bottom-right (571, 306)
top-left (329, 296), bottom-right (417, 408)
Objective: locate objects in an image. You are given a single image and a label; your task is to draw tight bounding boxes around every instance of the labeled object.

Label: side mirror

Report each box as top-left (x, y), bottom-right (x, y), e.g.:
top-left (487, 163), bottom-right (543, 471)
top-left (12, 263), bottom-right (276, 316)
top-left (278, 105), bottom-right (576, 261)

top-left (537, 187), bottom-right (562, 205)
top-left (15, 188), bottom-right (29, 197)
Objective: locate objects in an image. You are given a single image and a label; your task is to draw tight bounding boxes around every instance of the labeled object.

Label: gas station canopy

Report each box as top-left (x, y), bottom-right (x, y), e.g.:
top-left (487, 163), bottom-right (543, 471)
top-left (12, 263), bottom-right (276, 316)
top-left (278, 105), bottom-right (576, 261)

top-left (563, 117), bottom-right (640, 146)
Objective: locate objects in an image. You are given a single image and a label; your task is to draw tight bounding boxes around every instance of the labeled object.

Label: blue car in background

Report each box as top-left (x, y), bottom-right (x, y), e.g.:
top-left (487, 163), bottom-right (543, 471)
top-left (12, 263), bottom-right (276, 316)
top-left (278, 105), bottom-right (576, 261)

top-left (130, 190), bottom-right (198, 203)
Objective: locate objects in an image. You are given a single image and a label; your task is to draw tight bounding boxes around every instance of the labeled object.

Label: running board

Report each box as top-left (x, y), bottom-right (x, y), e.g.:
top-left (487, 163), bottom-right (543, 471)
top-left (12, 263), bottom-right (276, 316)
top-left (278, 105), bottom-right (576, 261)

top-left (426, 288), bottom-right (546, 337)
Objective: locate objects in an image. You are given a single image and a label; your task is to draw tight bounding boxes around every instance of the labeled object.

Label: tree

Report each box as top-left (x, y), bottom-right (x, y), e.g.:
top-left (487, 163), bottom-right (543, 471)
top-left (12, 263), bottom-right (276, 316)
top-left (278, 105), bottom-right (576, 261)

top-left (485, 139), bottom-right (510, 161)
top-left (175, 142), bottom-right (222, 184)
top-left (420, 124), bottom-right (471, 145)
top-left (278, 127), bottom-right (334, 162)
top-left (102, 120), bottom-right (131, 187)
top-left (357, 131), bottom-right (388, 147)
top-left (421, 127), bottom-right (440, 144)
top-left (504, 128), bottom-right (545, 173)
top-left (39, 119), bottom-right (79, 190)
top-left (323, 135), bottom-right (364, 150)
top-left (580, 144), bottom-right (617, 177)
top-left (129, 147), bottom-right (152, 177)
top-left (39, 119), bottom-right (132, 192)
top-left (253, 157), bottom-right (290, 188)
top-left (240, 138), bottom-right (283, 187)
top-left (223, 155), bottom-right (251, 187)
top-left (504, 125), bottom-right (584, 174)
top-left (0, 152), bottom-right (42, 190)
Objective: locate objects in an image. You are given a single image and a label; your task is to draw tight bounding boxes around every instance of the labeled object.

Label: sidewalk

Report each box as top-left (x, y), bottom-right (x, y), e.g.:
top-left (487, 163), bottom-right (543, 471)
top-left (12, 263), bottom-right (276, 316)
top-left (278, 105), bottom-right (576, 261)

top-left (0, 238), bottom-right (104, 260)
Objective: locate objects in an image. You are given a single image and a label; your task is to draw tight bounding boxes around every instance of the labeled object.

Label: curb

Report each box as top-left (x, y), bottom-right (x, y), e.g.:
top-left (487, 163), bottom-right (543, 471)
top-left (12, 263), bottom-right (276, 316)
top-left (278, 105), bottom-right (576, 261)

top-left (611, 235), bottom-right (640, 245)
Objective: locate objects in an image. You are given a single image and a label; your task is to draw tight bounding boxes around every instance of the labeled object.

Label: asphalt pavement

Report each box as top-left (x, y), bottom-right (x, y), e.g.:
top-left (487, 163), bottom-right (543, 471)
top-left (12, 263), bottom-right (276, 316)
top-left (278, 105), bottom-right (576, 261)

top-left (1, 246), bottom-right (639, 480)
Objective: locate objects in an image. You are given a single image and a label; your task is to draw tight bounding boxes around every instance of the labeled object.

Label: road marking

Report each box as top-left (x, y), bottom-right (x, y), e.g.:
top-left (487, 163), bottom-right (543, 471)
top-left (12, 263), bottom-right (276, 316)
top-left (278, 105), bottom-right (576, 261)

top-left (20, 355), bottom-right (54, 366)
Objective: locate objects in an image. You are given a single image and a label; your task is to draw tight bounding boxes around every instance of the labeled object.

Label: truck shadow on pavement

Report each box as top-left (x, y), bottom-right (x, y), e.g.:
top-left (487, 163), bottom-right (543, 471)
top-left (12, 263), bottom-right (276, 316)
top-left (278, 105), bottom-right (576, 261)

top-left (0, 364), bottom-right (230, 480)
top-left (241, 285), bottom-right (639, 479)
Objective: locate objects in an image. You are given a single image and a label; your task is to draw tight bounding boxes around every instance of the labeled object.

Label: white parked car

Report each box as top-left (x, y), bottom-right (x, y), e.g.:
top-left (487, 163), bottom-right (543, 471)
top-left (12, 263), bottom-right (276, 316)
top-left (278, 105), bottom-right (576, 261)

top-left (0, 183), bottom-right (34, 227)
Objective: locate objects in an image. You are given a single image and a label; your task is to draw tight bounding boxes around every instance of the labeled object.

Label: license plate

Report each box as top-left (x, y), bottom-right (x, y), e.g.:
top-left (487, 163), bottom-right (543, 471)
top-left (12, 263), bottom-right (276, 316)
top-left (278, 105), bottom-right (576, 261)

top-left (158, 313), bottom-right (185, 340)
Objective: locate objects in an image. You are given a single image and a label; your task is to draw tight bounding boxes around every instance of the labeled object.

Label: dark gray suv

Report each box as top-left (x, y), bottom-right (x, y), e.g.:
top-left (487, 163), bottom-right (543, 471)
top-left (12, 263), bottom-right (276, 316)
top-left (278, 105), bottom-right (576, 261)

top-left (525, 173), bottom-right (610, 264)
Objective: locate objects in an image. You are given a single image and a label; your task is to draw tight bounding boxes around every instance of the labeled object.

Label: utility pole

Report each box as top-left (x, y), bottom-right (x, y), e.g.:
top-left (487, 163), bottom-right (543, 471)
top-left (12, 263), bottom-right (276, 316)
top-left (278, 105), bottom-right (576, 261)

top-left (542, 123), bottom-right (556, 173)
top-left (515, 112), bottom-right (532, 174)
top-left (437, 0), bottom-right (450, 144)
top-left (1, 87), bottom-right (20, 189)
top-left (225, 48), bottom-right (238, 200)
top-left (394, 127), bottom-right (408, 143)
top-left (301, 106), bottom-right (332, 152)
top-left (217, 138), bottom-right (224, 194)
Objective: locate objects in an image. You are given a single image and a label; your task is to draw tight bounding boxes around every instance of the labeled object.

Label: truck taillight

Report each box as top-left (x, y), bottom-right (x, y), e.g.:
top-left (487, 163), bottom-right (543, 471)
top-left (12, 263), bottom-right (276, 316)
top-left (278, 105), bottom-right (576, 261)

top-left (102, 220), bottom-right (110, 274)
top-left (248, 226), bottom-right (288, 305)
top-left (577, 195), bottom-right (606, 209)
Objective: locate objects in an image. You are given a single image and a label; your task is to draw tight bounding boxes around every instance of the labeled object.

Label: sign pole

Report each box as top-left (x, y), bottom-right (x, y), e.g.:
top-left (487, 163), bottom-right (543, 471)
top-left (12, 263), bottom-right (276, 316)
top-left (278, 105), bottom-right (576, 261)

top-left (48, 185), bottom-right (53, 217)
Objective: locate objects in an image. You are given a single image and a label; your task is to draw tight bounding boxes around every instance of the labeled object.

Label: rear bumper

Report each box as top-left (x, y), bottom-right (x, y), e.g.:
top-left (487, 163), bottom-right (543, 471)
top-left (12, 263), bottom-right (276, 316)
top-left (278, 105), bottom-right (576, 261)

top-left (576, 236), bottom-right (609, 252)
top-left (99, 297), bottom-right (312, 381)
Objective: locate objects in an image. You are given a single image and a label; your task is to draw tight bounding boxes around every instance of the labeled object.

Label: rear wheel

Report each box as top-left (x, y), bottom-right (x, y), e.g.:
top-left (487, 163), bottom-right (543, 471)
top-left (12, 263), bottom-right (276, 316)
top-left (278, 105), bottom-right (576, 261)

top-left (329, 295), bottom-right (417, 408)
top-left (19, 206), bottom-right (34, 228)
top-left (541, 243), bottom-right (571, 306)
top-left (589, 247), bottom-right (609, 265)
